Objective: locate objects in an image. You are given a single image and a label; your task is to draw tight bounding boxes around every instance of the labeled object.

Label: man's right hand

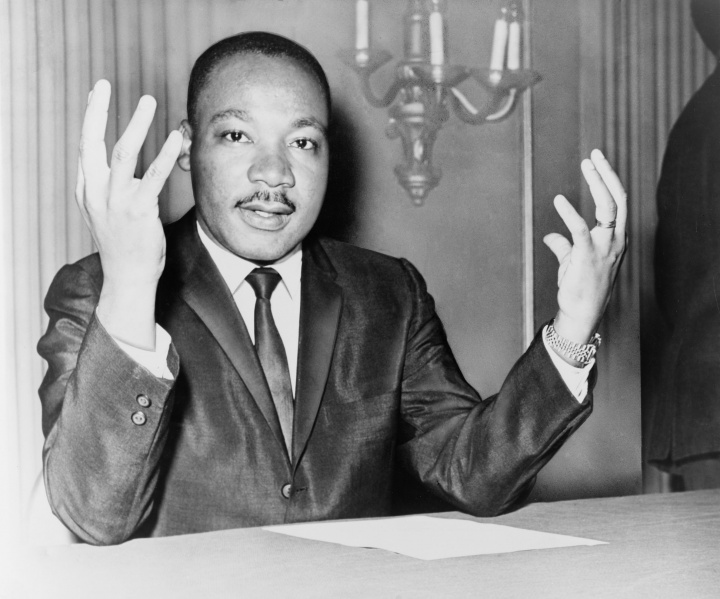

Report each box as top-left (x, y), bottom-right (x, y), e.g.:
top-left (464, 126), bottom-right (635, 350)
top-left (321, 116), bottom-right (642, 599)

top-left (76, 79), bottom-right (182, 350)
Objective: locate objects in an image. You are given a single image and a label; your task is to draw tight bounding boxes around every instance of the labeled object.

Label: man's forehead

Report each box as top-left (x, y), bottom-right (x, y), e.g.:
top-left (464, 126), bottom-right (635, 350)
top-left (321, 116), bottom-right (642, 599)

top-left (208, 52), bottom-right (323, 95)
top-left (214, 51), bottom-right (291, 73)
top-left (197, 54), bottom-right (329, 123)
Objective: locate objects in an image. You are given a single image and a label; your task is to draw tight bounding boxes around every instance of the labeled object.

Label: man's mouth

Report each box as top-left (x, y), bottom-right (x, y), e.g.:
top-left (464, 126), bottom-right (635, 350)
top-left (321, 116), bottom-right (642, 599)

top-left (236, 191), bottom-right (295, 231)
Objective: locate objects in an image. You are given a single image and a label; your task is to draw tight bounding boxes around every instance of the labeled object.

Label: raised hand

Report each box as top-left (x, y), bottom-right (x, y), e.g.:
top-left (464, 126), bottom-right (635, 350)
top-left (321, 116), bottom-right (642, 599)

top-left (543, 149), bottom-right (627, 351)
top-left (76, 79), bottom-right (182, 349)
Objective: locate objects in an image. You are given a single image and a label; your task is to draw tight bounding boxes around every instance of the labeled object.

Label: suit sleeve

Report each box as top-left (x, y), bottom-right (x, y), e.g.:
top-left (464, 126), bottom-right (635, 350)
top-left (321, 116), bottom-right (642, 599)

top-left (396, 259), bottom-right (594, 516)
top-left (38, 262), bottom-right (179, 545)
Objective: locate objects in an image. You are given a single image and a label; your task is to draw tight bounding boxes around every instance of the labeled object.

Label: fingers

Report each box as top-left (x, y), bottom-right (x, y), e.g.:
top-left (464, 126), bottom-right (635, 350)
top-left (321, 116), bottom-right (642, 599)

top-left (584, 149), bottom-right (628, 236)
top-left (79, 80), bottom-right (111, 177)
top-left (553, 194), bottom-right (592, 250)
top-left (77, 80), bottom-right (178, 222)
top-left (543, 231), bottom-right (572, 264)
top-left (581, 158), bottom-right (615, 225)
top-left (109, 95), bottom-right (158, 194)
top-left (75, 157), bottom-right (91, 228)
top-left (139, 129), bottom-right (183, 199)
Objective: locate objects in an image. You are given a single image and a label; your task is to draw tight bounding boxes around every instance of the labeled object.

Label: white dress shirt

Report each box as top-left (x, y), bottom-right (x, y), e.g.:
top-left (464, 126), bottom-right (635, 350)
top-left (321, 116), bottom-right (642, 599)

top-left (101, 223), bottom-right (591, 402)
top-left (196, 223), bottom-right (302, 395)
top-left (542, 333), bottom-right (592, 402)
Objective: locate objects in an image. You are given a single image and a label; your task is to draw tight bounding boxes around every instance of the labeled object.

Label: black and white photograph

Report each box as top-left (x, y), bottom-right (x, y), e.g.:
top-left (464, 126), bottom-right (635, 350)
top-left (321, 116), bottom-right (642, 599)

top-left (1, 0), bottom-right (718, 596)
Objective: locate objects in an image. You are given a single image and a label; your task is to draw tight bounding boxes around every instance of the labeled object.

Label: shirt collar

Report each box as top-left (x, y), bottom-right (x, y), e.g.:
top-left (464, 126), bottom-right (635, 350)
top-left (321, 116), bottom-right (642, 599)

top-left (196, 221), bottom-right (302, 299)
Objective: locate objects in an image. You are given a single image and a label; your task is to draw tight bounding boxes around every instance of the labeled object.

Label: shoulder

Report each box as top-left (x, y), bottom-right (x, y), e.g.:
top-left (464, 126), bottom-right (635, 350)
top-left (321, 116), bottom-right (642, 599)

top-left (667, 71), bottom-right (720, 141)
top-left (315, 236), bottom-right (404, 268)
top-left (309, 237), bottom-right (434, 315)
top-left (312, 237), bottom-right (423, 287)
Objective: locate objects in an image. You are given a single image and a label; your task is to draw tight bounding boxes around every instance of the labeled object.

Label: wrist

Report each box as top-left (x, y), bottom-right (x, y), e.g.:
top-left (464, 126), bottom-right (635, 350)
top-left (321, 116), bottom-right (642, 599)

top-left (552, 311), bottom-right (597, 345)
top-left (545, 319), bottom-right (601, 367)
top-left (101, 266), bottom-right (162, 291)
top-left (98, 282), bottom-right (158, 351)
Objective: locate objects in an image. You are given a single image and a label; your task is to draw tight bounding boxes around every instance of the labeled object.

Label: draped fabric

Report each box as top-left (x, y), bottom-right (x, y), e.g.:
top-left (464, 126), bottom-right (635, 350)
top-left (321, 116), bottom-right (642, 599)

top-left (0, 0), bottom-right (199, 544)
top-left (0, 0), bottom-right (713, 541)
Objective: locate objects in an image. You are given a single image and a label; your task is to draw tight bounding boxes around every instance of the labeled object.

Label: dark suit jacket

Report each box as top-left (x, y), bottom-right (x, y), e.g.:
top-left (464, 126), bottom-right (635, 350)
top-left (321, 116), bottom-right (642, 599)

top-left (38, 209), bottom-right (593, 545)
top-left (649, 65), bottom-right (720, 466)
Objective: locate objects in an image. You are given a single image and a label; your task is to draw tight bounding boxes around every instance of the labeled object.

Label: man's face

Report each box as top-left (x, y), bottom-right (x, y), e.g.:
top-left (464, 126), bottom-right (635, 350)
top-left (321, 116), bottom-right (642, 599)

top-left (182, 53), bottom-right (329, 262)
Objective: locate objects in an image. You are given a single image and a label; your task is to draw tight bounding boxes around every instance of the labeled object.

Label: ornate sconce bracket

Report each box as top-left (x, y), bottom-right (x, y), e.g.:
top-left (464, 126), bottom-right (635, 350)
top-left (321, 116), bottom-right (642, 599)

top-left (342, 0), bottom-right (540, 205)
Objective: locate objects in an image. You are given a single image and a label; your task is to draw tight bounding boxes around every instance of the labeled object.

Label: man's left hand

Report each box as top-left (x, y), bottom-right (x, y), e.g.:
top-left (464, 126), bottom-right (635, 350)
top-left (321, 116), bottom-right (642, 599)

top-left (544, 149), bottom-right (627, 348)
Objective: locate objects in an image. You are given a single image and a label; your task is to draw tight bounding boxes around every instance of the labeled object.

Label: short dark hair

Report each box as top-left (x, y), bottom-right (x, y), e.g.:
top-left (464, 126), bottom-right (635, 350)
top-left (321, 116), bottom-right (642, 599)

top-left (187, 31), bottom-right (331, 129)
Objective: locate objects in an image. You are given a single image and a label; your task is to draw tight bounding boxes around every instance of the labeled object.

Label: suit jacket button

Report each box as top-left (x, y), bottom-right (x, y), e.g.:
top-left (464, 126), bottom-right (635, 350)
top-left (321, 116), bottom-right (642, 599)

top-left (281, 483), bottom-right (293, 499)
top-left (131, 411), bottom-right (147, 426)
top-left (136, 394), bottom-right (151, 408)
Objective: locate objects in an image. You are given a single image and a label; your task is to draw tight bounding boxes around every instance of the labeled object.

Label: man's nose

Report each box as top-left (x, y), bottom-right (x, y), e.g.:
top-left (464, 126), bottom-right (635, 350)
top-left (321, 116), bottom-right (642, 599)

top-left (247, 147), bottom-right (295, 189)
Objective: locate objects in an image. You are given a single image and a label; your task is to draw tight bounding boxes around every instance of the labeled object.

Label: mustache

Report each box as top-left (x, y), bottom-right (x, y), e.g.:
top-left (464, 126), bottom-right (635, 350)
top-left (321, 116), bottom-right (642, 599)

top-left (235, 190), bottom-right (295, 210)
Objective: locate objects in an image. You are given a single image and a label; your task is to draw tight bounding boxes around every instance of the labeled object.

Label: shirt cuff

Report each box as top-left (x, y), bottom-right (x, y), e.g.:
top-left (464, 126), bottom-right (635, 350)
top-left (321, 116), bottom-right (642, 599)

top-left (95, 307), bottom-right (175, 380)
top-left (542, 325), bottom-right (593, 403)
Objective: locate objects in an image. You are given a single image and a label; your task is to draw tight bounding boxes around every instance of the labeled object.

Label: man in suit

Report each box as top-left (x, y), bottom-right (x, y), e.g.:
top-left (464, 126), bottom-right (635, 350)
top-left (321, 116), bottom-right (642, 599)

top-left (648, 0), bottom-right (720, 489)
top-left (38, 33), bottom-right (627, 545)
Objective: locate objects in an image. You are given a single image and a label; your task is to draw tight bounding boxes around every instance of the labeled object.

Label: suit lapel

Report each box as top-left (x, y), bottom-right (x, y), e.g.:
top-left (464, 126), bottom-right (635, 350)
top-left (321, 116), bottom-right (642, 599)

top-left (293, 239), bottom-right (343, 466)
top-left (161, 210), bottom-right (287, 457)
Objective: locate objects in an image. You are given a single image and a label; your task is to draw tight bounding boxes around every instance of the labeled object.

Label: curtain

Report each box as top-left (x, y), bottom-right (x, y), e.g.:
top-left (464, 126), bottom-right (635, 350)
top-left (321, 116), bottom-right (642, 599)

top-left (0, 0), bottom-right (199, 543)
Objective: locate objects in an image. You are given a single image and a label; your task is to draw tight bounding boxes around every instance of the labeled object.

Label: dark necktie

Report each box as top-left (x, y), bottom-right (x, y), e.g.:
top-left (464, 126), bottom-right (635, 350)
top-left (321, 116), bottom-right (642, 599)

top-left (245, 267), bottom-right (294, 458)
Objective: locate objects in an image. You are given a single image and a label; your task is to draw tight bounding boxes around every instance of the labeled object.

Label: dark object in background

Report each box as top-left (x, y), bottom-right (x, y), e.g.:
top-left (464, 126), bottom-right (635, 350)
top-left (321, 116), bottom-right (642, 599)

top-left (648, 0), bottom-right (720, 489)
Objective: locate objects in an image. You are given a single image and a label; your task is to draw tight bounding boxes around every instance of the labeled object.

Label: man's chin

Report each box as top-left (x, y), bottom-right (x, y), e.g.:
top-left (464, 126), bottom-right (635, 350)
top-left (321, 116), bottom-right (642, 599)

top-left (198, 211), bottom-right (309, 263)
top-left (228, 237), bottom-right (301, 264)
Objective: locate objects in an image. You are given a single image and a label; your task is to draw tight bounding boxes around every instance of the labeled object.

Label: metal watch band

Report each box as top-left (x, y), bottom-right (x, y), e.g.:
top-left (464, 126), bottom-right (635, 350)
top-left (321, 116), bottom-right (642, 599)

top-left (546, 321), bottom-right (601, 365)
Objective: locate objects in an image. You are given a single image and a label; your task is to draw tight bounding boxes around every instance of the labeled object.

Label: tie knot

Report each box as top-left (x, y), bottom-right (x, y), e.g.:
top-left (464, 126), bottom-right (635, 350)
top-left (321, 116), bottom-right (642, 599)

top-left (246, 267), bottom-right (282, 300)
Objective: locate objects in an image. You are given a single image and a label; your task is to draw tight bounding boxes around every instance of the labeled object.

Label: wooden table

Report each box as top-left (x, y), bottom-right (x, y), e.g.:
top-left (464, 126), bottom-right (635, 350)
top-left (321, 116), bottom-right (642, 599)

top-left (8, 490), bottom-right (720, 598)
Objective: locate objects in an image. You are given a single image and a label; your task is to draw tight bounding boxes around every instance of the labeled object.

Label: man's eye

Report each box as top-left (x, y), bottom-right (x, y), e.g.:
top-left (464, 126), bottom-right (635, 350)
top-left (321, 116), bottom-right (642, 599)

top-left (223, 131), bottom-right (251, 143)
top-left (289, 138), bottom-right (318, 151)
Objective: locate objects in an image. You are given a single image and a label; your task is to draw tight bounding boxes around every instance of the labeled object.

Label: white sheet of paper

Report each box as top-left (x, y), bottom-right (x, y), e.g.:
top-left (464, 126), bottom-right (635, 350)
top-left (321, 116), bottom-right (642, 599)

top-left (264, 515), bottom-right (607, 560)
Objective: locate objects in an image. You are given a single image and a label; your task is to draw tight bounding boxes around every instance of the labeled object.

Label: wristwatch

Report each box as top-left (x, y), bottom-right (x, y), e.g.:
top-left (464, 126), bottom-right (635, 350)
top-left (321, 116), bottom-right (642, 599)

top-left (545, 321), bottom-right (601, 365)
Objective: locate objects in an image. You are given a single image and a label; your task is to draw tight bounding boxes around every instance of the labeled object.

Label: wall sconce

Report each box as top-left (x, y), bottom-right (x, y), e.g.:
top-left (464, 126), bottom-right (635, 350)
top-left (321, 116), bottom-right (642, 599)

top-left (341, 0), bottom-right (540, 205)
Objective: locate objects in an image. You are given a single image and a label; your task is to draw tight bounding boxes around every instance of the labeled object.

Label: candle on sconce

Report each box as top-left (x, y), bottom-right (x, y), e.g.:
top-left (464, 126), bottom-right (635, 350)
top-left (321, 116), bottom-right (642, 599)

top-left (429, 7), bottom-right (444, 66)
top-left (356, 0), bottom-right (370, 64)
top-left (404, 0), bottom-right (425, 59)
top-left (489, 13), bottom-right (509, 71)
top-left (507, 19), bottom-right (521, 69)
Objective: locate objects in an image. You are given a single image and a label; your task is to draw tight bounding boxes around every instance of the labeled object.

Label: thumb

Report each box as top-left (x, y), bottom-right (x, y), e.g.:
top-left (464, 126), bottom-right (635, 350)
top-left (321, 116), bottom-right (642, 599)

top-left (543, 233), bottom-right (573, 264)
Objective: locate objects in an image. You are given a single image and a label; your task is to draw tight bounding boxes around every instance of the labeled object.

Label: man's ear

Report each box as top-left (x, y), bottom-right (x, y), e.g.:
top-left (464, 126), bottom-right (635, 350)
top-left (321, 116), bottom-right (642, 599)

top-left (177, 119), bottom-right (193, 172)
